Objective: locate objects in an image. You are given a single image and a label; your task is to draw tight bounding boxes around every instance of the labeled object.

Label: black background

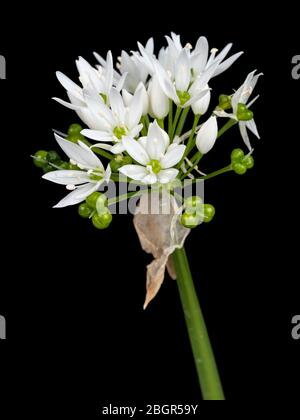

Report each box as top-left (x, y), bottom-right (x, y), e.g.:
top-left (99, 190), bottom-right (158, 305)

top-left (1, 2), bottom-right (299, 413)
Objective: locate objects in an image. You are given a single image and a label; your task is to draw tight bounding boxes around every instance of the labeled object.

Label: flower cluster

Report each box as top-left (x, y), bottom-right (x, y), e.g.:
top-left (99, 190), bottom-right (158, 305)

top-left (33, 33), bottom-right (262, 229)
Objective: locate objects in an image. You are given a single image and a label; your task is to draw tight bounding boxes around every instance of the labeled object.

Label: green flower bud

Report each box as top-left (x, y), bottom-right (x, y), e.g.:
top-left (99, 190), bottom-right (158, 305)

top-left (184, 196), bottom-right (203, 213)
top-left (67, 133), bottom-right (86, 144)
top-left (68, 123), bottom-right (83, 136)
top-left (86, 192), bottom-right (101, 209)
top-left (242, 155), bottom-right (254, 169)
top-left (180, 212), bottom-right (201, 228)
top-left (42, 163), bottom-right (54, 173)
top-left (232, 162), bottom-right (247, 175)
top-left (47, 150), bottom-right (61, 163)
top-left (237, 103), bottom-right (253, 121)
top-left (218, 94), bottom-right (232, 110)
top-left (92, 210), bottom-right (112, 229)
top-left (231, 148), bottom-right (245, 163)
top-left (33, 150), bottom-right (48, 168)
top-left (78, 203), bottom-right (92, 218)
top-left (96, 194), bottom-right (108, 215)
top-left (99, 208), bottom-right (112, 226)
top-left (58, 161), bottom-right (70, 170)
top-left (203, 204), bottom-right (215, 223)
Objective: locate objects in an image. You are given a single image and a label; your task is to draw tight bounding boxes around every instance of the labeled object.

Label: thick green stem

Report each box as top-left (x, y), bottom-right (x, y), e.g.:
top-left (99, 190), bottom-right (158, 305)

top-left (172, 247), bottom-right (225, 400)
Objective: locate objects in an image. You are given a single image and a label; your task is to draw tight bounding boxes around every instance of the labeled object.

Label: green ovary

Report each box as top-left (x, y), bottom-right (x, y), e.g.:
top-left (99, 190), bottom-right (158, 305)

top-left (148, 159), bottom-right (161, 174)
top-left (236, 103), bottom-right (253, 121)
top-left (113, 126), bottom-right (127, 140)
top-left (176, 90), bottom-right (191, 106)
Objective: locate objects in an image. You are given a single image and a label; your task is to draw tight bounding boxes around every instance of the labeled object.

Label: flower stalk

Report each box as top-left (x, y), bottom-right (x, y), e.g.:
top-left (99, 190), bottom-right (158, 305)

top-left (172, 246), bottom-right (225, 400)
top-left (217, 119), bottom-right (237, 138)
top-left (170, 107), bottom-right (182, 139)
top-left (175, 107), bottom-right (190, 137)
top-left (185, 114), bottom-right (201, 156)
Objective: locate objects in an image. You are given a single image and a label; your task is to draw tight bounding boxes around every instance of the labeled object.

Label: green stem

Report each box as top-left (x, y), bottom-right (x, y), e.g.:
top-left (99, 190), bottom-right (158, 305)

top-left (217, 119), bottom-right (237, 138)
top-left (141, 115), bottom-right (151, 136)
top-left (145, 115), bottom-right (150, 129)
top-left (180, 152), bottom-right (202, 180)
top-left (199, 165), bottom-right (232, 181)
top-left (157, 118), bottom-right (164, 129)
top-left (168, 100), bottom-right (173, 138)
top-left (177, 114), bottom-right (200, 169)
top-left (172, 247), bottom-right (225, 400)
top-left (170, 107), bottom-right (182, 140)
top-left (82, 138), bottom-right (113, 160)
top-left (107, 189), bottom-right (146, 206)
top-left (92, 147), bottom-right (113, 160)
top-left (141, 117), bottom-right (147, 136)
top-left (175, 107), bottom-right (189, 138)
top-left (182, 165), bottom-right (232, 187)
top-left (186, 114), bottom-right (201, 155)
top-left (190, 150), bottom-right (202, 164)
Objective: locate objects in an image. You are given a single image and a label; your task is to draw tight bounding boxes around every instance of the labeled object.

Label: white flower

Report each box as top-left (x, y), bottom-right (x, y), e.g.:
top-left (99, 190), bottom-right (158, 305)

top-left (114, 38), bottom-right (154, 93)
top-left (53, 52), bottom-right (127, 129)
top-left (81, 86), bottom-right (144, 154)
top-left (191, 84), bottom-right (211, 115)
top-left (191, 35), bottom-right (243, 79)
top-left (148, 74), bottom-right (169, 119)
top-left (153, 49), bottom-right (214, 108)
top-left (119, 121), bottom-right (185, 184)
top-left (42, 134), bottom-right (111, 208)
top-left (135, 33), bottom-right (243, 114)
top-left (122, 82), bottom-right (149, 116)
top-left (214, 70), bottom-right (262, 150)
top-left (138, 32), bottom-right (243, 83)
top-left (196, 116), bottom-right (218, 154)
